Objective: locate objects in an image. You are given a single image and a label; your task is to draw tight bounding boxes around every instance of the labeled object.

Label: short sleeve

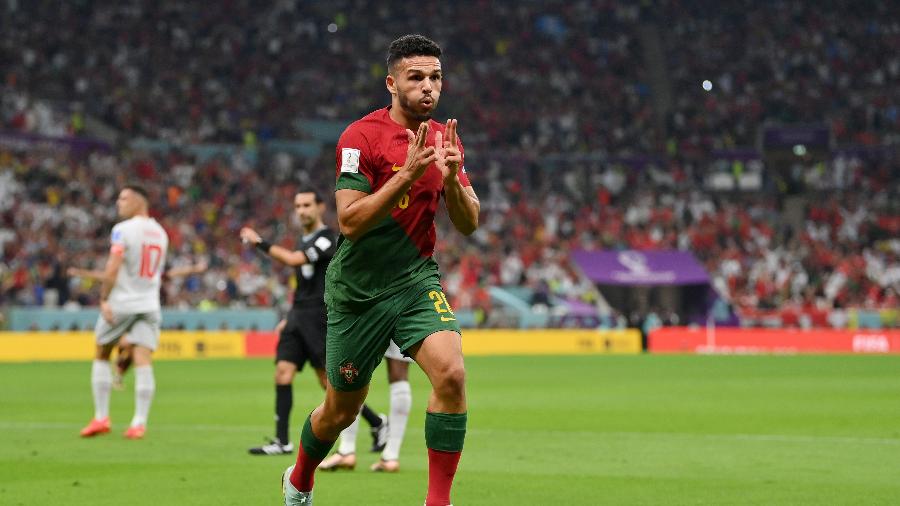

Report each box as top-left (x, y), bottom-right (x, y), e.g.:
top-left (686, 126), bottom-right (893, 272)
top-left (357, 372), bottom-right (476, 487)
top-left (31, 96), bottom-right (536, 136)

top-left (457, 135), bottom-right (471, 187)
top-left (110, 224), bottom-right (126, 255)
top-left (303, 231), bottom-right (337, 265)
top-left (335, 126), bottom-right (374, 193)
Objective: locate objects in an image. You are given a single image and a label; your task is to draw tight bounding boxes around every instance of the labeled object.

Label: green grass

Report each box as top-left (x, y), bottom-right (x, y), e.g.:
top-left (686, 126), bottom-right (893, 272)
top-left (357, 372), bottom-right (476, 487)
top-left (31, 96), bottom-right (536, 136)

top-left (2, 354), bottom-right (900, 505)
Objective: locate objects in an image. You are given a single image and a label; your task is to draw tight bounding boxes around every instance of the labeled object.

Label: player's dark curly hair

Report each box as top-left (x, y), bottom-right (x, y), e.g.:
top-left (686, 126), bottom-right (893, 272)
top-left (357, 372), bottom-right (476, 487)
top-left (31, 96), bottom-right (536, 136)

top-left (387, 34), bottom-right (442, 73)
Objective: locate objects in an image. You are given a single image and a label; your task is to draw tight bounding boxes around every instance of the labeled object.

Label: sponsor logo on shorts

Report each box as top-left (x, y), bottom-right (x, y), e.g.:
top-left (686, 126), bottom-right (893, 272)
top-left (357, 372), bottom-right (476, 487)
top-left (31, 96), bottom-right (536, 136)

top-left (339, 362), bottom-right (359, 384)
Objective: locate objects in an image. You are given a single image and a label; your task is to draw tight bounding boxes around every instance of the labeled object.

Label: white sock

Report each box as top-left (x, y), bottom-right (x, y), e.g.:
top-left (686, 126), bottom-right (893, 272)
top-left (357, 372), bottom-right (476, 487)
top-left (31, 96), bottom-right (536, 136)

top-left (337, 414), bottom-right (360, 455)
top-left (130, 365), bottom-right (155, 427)
top-left (382, 380), bottom-right (411, 461)
top-left (91, 360), bottom-right (112, 420)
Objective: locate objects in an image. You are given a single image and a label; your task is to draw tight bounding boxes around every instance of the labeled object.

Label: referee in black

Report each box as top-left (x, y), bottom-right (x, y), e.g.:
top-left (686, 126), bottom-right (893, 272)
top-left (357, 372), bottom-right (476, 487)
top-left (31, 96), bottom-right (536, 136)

top-left (241, 188), bottom-right (387, 455)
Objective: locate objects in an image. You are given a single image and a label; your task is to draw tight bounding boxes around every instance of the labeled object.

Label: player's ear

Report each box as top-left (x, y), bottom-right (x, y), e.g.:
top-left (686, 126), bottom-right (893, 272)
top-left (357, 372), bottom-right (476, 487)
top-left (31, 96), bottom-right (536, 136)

top-left (386, 72), bottom-right (397, 95)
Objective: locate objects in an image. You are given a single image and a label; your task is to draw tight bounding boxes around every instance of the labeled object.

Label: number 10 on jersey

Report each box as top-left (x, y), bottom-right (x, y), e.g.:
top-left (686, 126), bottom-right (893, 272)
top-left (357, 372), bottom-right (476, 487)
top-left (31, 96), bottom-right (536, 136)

top-left (140, 243), bottom-right (163, 278)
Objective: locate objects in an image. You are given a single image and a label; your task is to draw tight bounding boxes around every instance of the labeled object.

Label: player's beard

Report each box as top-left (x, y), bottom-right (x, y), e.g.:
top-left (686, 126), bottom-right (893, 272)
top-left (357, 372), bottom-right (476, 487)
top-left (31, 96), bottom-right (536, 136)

top-left (398, 91), bottom-right (436, 122)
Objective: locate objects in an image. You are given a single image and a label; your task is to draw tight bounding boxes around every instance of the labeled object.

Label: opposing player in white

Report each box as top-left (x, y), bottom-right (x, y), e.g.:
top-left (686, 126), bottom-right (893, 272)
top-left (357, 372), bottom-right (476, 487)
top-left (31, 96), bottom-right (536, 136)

top-left (318, 344), bottom-right (413, 472)
top-left (80, 185), bottom-right (169, 440)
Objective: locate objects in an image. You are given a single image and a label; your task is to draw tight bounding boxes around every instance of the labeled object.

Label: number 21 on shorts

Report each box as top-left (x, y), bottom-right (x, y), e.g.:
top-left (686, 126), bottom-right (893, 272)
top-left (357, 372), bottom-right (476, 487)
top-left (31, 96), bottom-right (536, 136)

top-left (428, 290), bottom-right (456, 322)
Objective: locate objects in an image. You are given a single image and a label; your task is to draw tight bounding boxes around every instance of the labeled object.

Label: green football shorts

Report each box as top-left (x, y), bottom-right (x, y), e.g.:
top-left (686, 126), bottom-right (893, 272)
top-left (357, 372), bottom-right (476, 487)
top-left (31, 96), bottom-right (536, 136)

top-left (326, 283), bottom-right (461, 391)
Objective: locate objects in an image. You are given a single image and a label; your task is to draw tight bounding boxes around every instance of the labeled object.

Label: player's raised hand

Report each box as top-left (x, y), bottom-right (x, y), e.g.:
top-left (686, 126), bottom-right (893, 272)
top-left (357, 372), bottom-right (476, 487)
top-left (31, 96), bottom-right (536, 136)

top-left (399, 122), bottom-right (435, 182)
top-left (240, 227), bottom-right (261, 245)
top-left (435, 119), bottom-right (462, 183)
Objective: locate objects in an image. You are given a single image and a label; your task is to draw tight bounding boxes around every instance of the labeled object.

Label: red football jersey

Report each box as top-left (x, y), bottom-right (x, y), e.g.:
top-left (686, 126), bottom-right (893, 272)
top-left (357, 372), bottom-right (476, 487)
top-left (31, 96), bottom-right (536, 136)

top-left (334, 106), bottom-right (471, 257)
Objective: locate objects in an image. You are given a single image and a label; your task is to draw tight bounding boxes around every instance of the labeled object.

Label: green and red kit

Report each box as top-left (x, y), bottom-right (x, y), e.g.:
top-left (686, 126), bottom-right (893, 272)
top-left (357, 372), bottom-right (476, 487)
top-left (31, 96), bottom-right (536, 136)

top-left (325, 107), bottom-right (471, 391)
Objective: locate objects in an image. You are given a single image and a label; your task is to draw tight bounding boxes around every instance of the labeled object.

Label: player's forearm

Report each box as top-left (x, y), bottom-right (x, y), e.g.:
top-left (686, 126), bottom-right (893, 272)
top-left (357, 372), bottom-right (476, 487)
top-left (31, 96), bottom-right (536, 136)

top-left (444, 179), bottom-right (480, 236)
top-left (70, 268), bottom-right (110, 281)
top-left (338, 175), bottom-right (414, 241)
top-left (99, 255), bottom-right (123, 301)
top-left (99, 278), bottom-right (114, 301)
top-left (268, 245), bottom-right (307, 266)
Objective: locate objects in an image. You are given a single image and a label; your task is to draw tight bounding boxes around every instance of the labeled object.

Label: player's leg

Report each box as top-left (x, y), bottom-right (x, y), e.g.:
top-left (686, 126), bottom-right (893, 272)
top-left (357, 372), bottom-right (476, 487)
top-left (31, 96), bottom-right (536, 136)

top-left (371, 346), bottom-right (412, 472)
top-left (81, 342), bottom-right (116, 437)
top-left (317, 409), bottom-right (360, 471)
top-left (252, 317), bottom-right (300, 454)
top-left (392, 285), bottom-right (467, 505)
top-left (122, 312), bottom-right (161, 439)
top-left (124, 344), bottom-right (154, 439)
top-left (312, 366), bottom-right (327, 389)
top-left (284, 383), bottom-right (368, 503)
top-left (409, 331), bottom-right (467, 506)
top-left (82, 312), bottom-right (137, 437)
top-left (113, 335), bottom-right (133, 390)
top-left (361, 403), bottom-right (388, 451)
top-left (283, 303), bottom-right (393, 504)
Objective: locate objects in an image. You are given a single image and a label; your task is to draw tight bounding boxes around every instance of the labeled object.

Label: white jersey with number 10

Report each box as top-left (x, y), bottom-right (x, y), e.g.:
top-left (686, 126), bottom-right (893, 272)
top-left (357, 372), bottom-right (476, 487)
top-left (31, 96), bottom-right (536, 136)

top-left (108, 216), bottom-right (169, 313)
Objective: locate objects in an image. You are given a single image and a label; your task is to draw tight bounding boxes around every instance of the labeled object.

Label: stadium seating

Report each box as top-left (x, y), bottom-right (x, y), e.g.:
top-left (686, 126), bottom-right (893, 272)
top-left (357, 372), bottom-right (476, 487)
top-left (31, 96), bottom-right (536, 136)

top-left (1, 1), bottom-right (897, 329)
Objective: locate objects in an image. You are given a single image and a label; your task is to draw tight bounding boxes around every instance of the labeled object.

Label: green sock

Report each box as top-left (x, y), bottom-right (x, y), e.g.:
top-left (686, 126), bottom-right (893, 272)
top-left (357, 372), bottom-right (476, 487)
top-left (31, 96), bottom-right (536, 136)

top-left (300, 415), bottom-right (335, 460)
top-left (425, 412), bottom-right (467, 452)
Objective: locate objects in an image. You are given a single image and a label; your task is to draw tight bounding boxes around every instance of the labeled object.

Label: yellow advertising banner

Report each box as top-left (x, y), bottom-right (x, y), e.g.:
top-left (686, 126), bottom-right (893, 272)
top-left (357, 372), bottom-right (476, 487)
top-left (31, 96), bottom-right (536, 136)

top-left (461, 329), bottom-right (642, 356)
top-left (0, 329), bottom-right (642, 362)
top-left (0, 331), bottom-right (244, 362)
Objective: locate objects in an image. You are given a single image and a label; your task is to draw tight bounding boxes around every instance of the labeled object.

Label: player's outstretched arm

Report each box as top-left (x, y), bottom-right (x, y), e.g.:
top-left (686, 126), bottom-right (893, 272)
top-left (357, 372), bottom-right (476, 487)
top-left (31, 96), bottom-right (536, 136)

top-left (67, 267), bottom-right (111, 282)
top-left (163, 260), bottom-right (208, 279)
top-left (337, 122), bottom-right (436, 241)
top-left (240, 227), bottom-right (308, 266)
top-left (436, 120), bottom-right (480, 235)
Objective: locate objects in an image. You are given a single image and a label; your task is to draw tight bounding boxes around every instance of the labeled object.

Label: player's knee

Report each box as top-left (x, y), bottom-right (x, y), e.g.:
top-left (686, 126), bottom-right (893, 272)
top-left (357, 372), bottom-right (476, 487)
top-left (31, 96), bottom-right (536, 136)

top-left (322, 404), bottom-right (359, 431)
top-left (434, 363), bottom-right (466, 398)
top-left (334, 409), bottom-right (359, 430)
top-left (274, 363), bottom-right (295, 384)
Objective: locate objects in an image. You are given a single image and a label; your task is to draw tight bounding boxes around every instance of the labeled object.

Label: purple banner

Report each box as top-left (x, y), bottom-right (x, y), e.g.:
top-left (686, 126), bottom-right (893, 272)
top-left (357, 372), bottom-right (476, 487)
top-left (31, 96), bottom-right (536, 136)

top-left (762, 125), bottom-right (831, 149)
top-left (571, 250), bottom-right (710, 286)
top-left (0, 131), bottom-right (110, 154)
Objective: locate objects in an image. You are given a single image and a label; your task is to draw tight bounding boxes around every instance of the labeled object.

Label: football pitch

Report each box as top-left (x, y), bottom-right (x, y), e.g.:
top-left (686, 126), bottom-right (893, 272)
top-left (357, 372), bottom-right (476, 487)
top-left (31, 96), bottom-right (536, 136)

top-left (2, 354), bottom-right (899, 505)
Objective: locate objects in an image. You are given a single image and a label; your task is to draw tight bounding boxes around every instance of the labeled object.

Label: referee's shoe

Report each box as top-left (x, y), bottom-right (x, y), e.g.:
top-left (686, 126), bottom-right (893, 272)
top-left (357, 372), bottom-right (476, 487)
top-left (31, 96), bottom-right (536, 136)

top-left (249, 437), bottom-right (294, 455)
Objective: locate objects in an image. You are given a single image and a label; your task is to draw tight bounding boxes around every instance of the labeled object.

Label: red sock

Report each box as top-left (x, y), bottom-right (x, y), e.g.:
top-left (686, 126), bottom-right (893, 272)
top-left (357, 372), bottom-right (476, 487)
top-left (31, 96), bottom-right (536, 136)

top-left (426, 448), bottom-right (462, 506)
top-left (289, 445), bottom-right (322, 492)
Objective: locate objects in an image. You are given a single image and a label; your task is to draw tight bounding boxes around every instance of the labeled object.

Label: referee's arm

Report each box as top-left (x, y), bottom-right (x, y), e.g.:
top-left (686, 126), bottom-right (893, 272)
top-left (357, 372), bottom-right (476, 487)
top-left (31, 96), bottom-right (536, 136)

top-left (240, 227), bottom-right (307, 266)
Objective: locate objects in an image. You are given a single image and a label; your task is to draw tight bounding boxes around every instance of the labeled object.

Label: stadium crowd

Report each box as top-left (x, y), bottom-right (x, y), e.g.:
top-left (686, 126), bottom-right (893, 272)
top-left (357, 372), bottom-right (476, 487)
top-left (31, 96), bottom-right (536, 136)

top-left (2, 147), bottom-right (896, 325)
top-left (661, 0), bottom-right (900, 154)
top-left (1, 0), bottom-right (652, 155)
top-left (1, 0), bottom-right (898, 328)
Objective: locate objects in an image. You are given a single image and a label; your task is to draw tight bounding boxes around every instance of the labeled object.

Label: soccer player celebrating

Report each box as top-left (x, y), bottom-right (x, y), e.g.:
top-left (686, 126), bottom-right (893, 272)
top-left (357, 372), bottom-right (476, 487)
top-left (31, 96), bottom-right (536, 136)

top-left (241, 190), bottom-right (387, 455)
top-left (80, 185), bottom-right (169, 440)
top-left (282, 34), bottom-right (479, 506)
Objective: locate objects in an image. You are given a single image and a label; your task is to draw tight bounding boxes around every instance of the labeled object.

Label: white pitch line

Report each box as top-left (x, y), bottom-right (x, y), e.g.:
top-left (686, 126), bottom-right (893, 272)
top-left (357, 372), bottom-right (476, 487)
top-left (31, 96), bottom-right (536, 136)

top-left (2, 421), bottom-right (898, 446)
top-left (465, 427), bottom-right (900, 446)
